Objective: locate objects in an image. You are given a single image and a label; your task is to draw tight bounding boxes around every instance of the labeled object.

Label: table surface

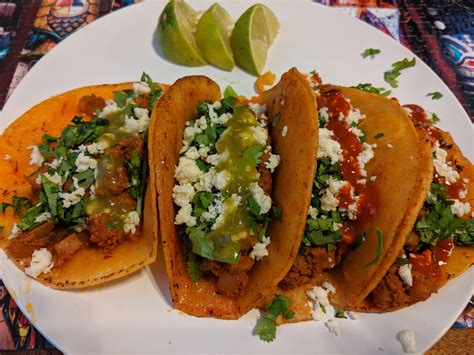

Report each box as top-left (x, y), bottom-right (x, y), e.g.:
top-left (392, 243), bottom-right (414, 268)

top-left (0, 0), bottom-right (472, 353)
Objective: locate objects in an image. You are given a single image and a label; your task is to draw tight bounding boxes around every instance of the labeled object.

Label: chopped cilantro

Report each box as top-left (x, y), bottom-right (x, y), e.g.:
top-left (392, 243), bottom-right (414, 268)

top-left (374, 132), bottom-right (384, 138)
top-left (17, 202), bottom-right (48, 231)
top-left (12, 196), bottom-right (33, 214)
top-left (361, 48), bottom-right (381, 59)
top-left (351, 83), bottom-right (391, 97)
top-left (255, 295), bottom-right (294, 342)
top-left (353, 233), bottom-right (365, 249)
top-left (430, 112), bottom-right (441, 124)
top-left (384, 57), bottom-right (416, 88)
top-left (0, 202), bottom-right (12, 213)
top-left (365, 227), bottom-right (384, 266)
top-left (124, 150), bottom-right (142, 201)
top-left (395, 257), bottom-right (410, 265)
top-left (335, 309), bottom-right (347, 318)
top-left (271, 112), bottom-right (281, 127)
top-left (426, 92), bottom-right (443, 100)
top-left (416, 183), bottom-right (473, 246)
top-left (272, 206), bottom-right (282, 220)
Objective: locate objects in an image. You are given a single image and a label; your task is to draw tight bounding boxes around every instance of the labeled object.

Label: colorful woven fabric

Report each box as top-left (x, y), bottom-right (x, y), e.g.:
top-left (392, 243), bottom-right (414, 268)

top-left (0, 0), bottom-right (472, 351)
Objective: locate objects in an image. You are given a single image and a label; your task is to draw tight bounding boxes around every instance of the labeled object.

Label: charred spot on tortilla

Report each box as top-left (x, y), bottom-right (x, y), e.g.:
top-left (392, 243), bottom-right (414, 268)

top-left (0, 74), bottom-right (163, 288)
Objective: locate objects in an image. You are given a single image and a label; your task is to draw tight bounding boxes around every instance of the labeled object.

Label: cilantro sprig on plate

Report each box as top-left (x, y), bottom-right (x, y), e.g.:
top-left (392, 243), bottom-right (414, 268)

top-left (255, 295), bottom-right (294, 342)
top-left (384, 57), bottom-right (416, 88)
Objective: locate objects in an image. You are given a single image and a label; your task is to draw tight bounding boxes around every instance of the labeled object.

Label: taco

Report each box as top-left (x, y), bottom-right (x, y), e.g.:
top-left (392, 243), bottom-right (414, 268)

top-left (149, 68), bottom-right (319, 319)
top-left (355, 104), bottom-right (474, 312)
top-left (0, 74), bottom-right (163, 288)
top-left (272, 76), bottom-right (433, 322)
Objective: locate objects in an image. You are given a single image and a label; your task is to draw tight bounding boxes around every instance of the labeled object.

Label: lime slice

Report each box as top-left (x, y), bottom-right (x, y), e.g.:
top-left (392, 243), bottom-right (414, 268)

top-left (196, 3), bottom-right (234, 71)
top-left (231, 4), bottom-right (280, 76)
top-left (157, 0), bottom-right (206, 66)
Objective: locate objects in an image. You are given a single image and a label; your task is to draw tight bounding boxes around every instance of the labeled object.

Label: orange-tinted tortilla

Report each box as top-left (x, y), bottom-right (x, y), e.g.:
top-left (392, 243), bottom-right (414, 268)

top-left (352, 124), bottom-right (474, 312)
top-left (277, 86), bottom-right (434, 322)
top-left (149, 69), bottom-right (319, 319)
top-left (0, 83), bottom-right (161, 288)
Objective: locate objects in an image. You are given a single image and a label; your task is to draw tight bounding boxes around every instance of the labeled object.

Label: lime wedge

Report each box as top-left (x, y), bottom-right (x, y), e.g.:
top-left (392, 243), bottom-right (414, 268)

top-left (196, 3), bottom-right (234, 71)
top-left (231, 4), bottom-right (280, 76)
top-left (157, 0), bottom-right (206, 66)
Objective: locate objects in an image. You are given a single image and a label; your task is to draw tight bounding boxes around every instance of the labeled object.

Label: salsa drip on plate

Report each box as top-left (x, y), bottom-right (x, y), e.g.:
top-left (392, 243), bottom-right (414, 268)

top-left (281, 76), bottom-right (379, 289)
top-left (3, 73), bottom-right (162, 280)
top-left (172, 90), bottom-right (281, 298)
top-left (369, 104), bottom-right (473, 309)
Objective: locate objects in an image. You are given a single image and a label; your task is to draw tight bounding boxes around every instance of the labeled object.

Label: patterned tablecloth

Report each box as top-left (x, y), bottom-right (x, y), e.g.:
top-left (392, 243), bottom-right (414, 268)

top-left (0, 0), bottom-right (472, 351)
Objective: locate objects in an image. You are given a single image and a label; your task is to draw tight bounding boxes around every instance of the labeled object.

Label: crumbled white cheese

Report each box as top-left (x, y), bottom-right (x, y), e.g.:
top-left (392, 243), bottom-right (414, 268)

top-left (175, 157), bottom-right (202, 183)
top-left (59, 178), bottom-right (85, 208)
top-left (404, 107), bottom-right (413, 116)
top-left (43, 172), bottom-right (62, 186)
top-left (357, 142), bottom-right (376, 177)
top-left (357, 179), bottom-right (367, 185)
top-left (47, 157), bottom-right (63, 169)
top-left (132, 81), bottom-right (151, 95)
top-left (346, 108), bottom-right (365, 125)
top-left (387, 143), bottom-right (394, 148)
top-left (346, 194), bottom-right (360, 220)
top-left (459, 189), bottom-right (468, 199)
top-left (250, 126), bottom-right (268, 145)
top-left (264, 154), bottom-right (280, 173)
top-left (134, 107), bottom-right (150, 132)
top-left (326, 319), bottom-right (341, 336)
top-left (206, 153), bottom-right (220, 166)
top-left (194, 168), bottom-right (216, 192)
top-left (101, 99), bottom-right (121, 117)
top-left (25, 248), bottom-right (54, 279)
top-left (250, 182), bottom-right (272, 214)
top-left (250, 236), bottom-right (271, 261)
top-left (8, 224), bottom-right (20, 240)
top-left (85, 143), bottom-right (105, 155)
top-left (75, 151), bottom-right (97, 173)
top-left (195, 116), bottom-right (208, 130)
top-left (397, 330), bottom-right (417, 353)
top-left (320, 178), bottom-right (346, 212)
top-left (318, 128), bottom-right (343, 164)
top-left (34, 212), bottom-right (52, 224)
top-left (249, 103), bottom-right (267, 118)
top-left (281, 125), bottom-right (288, 137)
top-left (183, 125), bottom-right (202, 146)
top-left (306, 282), bottom-right (336, 321)
top-left (198, 147), bottom-right (210, 158)
top-left (175, 203), bottom-right (196, 227)
top-left (184, 147), bottom-right (200, 160)
top-left (123, 211), bottom-right (140, 234)
top-left (308, 206), bottom-right (318, 219)
top-left (433, 141), bottom-right (459, 183)
top-left (370, 175), bottom-right (377, 182)
top-left (200, 197), bottom-right (224, 223)
top-left (3, 154), bottom-right (10, 161)
top-left (350, 126), bottom-right (364, 139)
top-left (319, 107), bottom-right (329, 122)
top-left (214, 170), bottom-right (230, 190)
top-left (28, 145), bottom-right (44, 166)
top-left (212, 195), bottom-right (240, 230)
top-left (172, 183), bottom-right (195, 207)
top-left (398, 263), bottom-right (413, 287)
top-left (213, 101), bottom-right (222, 110)
top-left (450, 199), bottom-right (471, 217)
top-left (207, 104), bottom-right (219, 123)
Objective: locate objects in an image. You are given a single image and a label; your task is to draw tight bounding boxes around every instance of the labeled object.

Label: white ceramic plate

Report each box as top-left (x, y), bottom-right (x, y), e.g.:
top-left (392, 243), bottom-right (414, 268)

top-left (0, 0), bottom-right (472, 353)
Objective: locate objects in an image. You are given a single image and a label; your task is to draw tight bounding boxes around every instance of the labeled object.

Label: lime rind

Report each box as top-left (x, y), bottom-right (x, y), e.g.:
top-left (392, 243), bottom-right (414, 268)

top-left (157, 0), bottom-right (206, 67)
top-left (196, 3), bottom-right (234, 71)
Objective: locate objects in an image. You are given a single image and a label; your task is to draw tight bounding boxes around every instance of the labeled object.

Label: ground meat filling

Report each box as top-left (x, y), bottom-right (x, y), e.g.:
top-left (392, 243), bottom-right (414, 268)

top-left (53, 234), bottom-right (84, 266)
top-left (207, 255), bottom-right (255, 298)
top-left (280, 246), bottom-right (338, 289)
top-left (370, 264), bottom-right (438, 309)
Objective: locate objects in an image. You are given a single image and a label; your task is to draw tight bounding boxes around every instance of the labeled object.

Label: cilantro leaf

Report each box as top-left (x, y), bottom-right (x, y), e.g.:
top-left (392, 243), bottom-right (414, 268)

top-left (12, 196), bottom-right (32, 214)
top-left (271, 112), bottom-right (281, 127)
top-left (374, 132), bottom-right (384, 138)
top-left (430, 112), bottom-right (441, 124)
top-left (426, 92), bottom-right (443, 100)
top-left (335, 309), bottom-right (347, 318)
top-left (0, 202), bottom-right (12, 213)
top-left (351, 83), bottom-right (391, 97)
top-left (361, 48), bottom-right (381, 59)
top-left (255, 295), bottom-right (294, 342)
top-left (384, 57), bottom-right (416, 88)
top-left (186, 258), bottom-right (203, 283)
top-left (187, 224), bottom-right (214, 260)
top-left (17, 202), bottom-right (47, 231)
top-left (395, 257), bottom-right (410, 265)
top-left (365, 227), bottom-right (384, 266)
top-left (272, 206), bottom-right (282, 220)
